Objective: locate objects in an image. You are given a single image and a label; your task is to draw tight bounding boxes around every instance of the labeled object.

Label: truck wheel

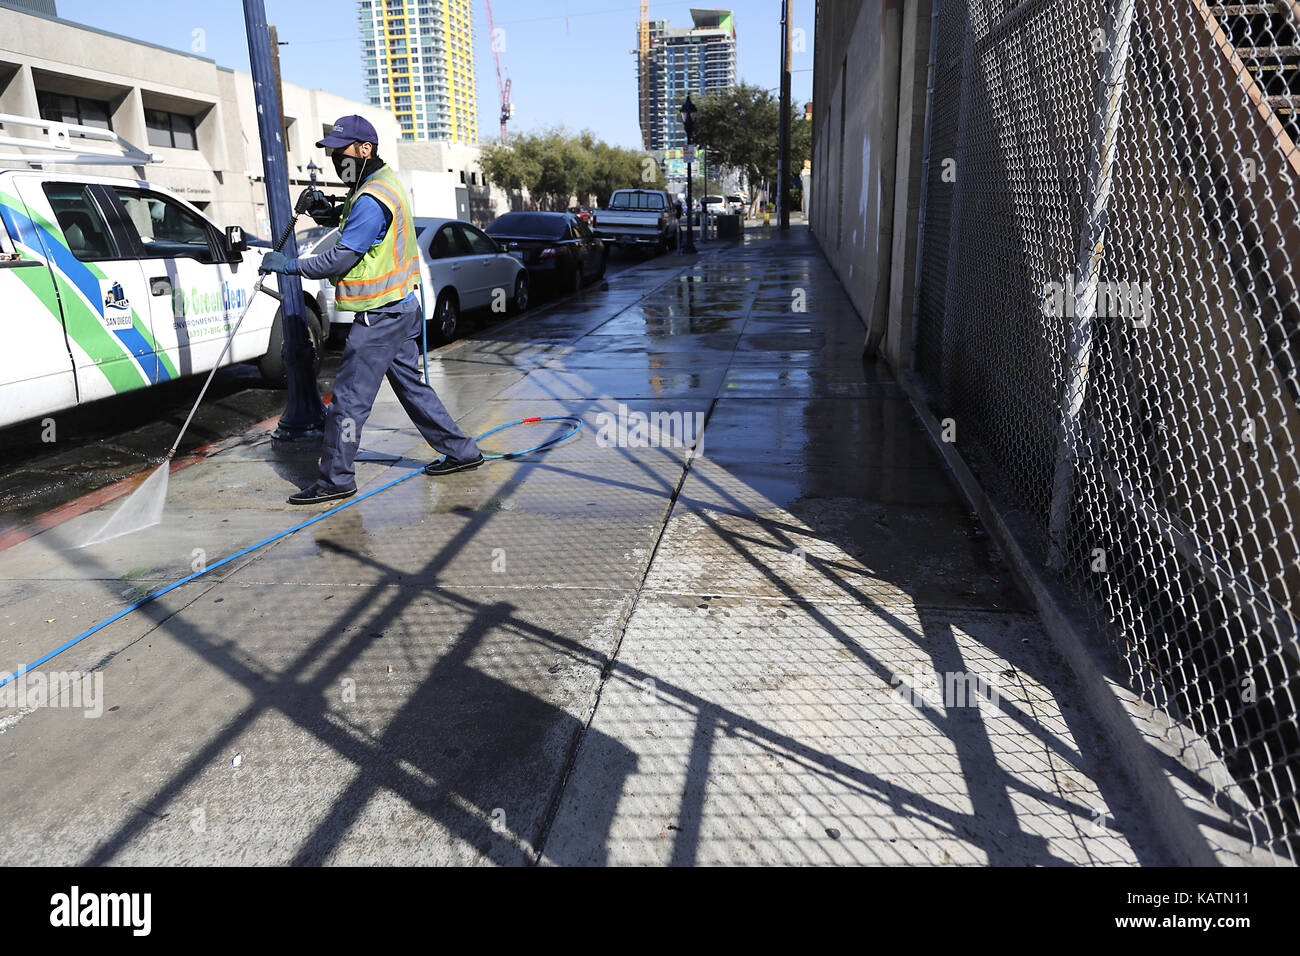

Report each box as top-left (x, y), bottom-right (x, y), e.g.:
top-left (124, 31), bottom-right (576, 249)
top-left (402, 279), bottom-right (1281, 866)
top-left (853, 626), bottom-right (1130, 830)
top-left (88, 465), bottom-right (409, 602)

top-left (259, 302), bottom-right (324, 387)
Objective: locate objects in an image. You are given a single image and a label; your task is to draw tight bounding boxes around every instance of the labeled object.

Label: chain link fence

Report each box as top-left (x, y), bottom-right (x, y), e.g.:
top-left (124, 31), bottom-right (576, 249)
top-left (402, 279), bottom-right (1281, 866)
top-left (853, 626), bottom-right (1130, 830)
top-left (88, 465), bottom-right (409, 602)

top-left (913, 0), bottom-right (1300, 862)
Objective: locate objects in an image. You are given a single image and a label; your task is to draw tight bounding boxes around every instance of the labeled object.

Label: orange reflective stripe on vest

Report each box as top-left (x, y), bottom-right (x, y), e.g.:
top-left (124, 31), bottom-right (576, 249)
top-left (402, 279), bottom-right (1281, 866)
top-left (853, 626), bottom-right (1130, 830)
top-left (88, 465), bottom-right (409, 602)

top-left (333, 165), bottom-right (421, 312)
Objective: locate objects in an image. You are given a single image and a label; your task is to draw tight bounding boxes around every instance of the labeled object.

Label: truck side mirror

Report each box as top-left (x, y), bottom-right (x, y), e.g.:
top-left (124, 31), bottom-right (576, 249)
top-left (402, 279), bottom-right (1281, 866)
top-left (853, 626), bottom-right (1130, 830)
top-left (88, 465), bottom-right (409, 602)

top-left (225, 225), bottom-right (248, 256)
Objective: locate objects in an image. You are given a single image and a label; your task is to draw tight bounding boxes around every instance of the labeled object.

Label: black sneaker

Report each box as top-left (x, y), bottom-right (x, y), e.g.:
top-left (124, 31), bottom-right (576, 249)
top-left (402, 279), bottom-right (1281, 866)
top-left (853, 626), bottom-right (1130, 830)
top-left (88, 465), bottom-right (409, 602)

top-left (288, 482), bottom-right (357, 505)
top-left (423, 453), bottom-right (484, 476)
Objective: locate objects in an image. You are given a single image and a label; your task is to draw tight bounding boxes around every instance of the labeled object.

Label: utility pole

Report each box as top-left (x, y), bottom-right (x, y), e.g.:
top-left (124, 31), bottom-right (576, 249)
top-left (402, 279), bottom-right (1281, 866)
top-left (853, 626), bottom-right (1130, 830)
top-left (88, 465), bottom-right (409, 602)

top-left (778, 0), bottom-right (792, 231)
top-left (269, 25), bottom-right (291, 157)
top-left (243, 1), bottom-right (325, 439)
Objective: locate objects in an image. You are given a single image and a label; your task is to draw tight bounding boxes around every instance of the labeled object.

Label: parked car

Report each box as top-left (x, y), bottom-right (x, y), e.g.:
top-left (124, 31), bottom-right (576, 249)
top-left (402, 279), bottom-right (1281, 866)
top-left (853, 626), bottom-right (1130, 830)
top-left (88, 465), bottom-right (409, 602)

top-left (568, 205), bottom-right (593, 223)
top-left (418, 217), bottom-right (529, 344)
top-left (306, 217), bottom-right (528, 346)
top-left (296, 227), bottom-right (349, 346)
top-left (725, 194), bottom-right (747, 216)
top-left (295, 224), bottom-right (336, 249)
top-left (700, 195), bottom-right (726, 222)
top-left (486, 211), bottom-right (607, 295)
top-left (593, 188), bottom-right (680, 255)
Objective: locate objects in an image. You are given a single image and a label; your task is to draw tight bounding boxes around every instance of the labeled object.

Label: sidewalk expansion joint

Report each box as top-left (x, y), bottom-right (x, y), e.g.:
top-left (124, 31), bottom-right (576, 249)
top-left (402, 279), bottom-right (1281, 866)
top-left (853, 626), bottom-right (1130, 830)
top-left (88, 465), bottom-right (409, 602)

top-left (529, 395), bottom-right (722, 865)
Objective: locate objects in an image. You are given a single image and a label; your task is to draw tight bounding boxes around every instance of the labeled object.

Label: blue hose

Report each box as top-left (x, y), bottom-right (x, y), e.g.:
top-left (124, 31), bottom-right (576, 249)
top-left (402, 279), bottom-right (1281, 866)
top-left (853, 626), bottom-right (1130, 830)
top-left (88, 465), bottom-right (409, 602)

top-left (418, 280), bottom-right (429, 384)
top-left (0, 416), bottom-right (582, 688)
top-left (448, 415), bottom-right (582, 462)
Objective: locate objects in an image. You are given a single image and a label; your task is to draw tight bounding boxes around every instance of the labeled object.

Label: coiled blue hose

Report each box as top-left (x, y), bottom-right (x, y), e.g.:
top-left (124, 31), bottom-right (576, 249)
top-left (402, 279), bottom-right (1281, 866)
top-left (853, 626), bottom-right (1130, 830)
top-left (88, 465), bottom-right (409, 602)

top-left (0, 416), bottom-right (582, 688)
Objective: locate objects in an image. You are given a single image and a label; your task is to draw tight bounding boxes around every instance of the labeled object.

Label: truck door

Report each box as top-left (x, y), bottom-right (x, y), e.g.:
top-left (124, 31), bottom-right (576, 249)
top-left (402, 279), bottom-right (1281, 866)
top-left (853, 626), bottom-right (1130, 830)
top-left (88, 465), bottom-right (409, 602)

top-left (105, 184), bottom-right (233, 380)
top-left (12, 178), bottom-right (158, 407)
top-left (0, 192), bottom-right (78, 429)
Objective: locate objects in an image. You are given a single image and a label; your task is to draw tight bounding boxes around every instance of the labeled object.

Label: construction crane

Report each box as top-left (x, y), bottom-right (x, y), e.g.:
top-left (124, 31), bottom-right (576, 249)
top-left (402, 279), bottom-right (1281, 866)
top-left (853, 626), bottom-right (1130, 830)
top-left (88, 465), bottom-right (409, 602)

top-left (638, 0), bottom-right (650, 149)
top-left (484, 0), bottom-right (513, 144)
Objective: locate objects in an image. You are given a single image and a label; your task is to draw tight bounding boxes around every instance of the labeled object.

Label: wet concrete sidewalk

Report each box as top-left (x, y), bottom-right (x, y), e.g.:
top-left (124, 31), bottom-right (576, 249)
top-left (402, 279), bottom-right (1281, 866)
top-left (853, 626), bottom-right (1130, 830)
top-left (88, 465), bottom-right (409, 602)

top-left (0, 226), bottom-right (1170, 865)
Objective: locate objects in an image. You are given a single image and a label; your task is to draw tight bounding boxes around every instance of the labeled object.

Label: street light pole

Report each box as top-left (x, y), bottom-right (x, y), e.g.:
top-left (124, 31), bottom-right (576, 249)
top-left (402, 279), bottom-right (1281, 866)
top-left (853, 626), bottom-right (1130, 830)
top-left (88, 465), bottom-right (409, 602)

top-left (681, 96), bottom-right (698, 254)
top-left (243, 0), bottom-right (325, 440)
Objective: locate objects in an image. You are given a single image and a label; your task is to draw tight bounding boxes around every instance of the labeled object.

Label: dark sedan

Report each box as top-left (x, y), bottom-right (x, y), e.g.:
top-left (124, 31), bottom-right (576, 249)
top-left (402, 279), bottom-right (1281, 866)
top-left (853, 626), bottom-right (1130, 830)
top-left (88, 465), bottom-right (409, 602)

top-left (485, 212), bottom-right (607, 295)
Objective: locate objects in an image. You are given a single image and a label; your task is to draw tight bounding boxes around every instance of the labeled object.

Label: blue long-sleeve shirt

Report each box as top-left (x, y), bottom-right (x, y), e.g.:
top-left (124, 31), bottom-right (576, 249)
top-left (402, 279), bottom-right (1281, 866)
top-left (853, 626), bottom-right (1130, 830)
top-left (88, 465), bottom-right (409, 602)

top-left (285, 167), bottom-right (416, 309)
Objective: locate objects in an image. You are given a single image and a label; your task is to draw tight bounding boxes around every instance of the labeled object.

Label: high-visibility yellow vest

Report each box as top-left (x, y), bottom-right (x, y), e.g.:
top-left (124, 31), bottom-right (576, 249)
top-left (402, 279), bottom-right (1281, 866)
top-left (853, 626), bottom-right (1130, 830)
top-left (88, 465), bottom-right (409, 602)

top-left (332, 164), bottom-right (420, 312)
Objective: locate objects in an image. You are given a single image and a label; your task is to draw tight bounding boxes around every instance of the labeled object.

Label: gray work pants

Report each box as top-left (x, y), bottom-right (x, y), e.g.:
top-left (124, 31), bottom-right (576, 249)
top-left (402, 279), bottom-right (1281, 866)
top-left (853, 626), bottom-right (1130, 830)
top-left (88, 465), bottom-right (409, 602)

top-left (319, 294), bottom-right (479, 488)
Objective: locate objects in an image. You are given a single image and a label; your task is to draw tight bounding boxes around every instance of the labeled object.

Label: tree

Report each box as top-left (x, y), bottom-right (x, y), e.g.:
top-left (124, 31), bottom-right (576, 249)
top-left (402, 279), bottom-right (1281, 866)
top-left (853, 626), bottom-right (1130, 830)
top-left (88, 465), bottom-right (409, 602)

top-left (519, 128), bottom-right (591, 210)
top-left (577, 137), bottom-right (665, 209)
top-left (478, 128), bottom-right (664, 211)
top-left (693, 83), bottom-right (780, 190)
top-left (694, 83), bottom-right (812, 201)
top-left (478, 141), bottom-right (528, 192)
top-left (790, 108), bottom-right (812, 210)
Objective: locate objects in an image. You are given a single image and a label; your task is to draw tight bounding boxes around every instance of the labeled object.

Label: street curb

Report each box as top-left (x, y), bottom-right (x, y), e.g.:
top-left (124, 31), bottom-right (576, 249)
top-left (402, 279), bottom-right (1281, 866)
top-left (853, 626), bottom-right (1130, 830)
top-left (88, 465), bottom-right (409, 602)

top-left (893, 367), bottom-right (1280, 867)
top-left (0, 410), bottom-right (292, 553)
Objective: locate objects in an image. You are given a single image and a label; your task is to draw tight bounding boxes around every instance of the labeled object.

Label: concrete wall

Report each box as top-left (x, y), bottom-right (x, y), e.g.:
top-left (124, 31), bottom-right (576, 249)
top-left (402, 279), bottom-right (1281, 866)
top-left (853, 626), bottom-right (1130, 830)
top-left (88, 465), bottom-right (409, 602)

top-left (809, 0), bottom-right (932, 368)
top-left (0, 1), bottom-right (399, 236)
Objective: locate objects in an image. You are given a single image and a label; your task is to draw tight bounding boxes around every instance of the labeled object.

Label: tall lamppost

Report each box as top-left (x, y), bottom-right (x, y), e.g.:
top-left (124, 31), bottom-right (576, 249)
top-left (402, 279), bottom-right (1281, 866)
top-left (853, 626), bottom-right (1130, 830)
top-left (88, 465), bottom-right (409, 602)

top-left (681, 95), bottom-right (698, 254)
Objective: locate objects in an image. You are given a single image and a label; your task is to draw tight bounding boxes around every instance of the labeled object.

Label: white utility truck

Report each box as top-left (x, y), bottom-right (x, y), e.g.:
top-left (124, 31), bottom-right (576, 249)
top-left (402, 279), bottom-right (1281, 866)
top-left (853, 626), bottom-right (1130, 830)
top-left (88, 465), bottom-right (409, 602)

top-left (0, 114), bottom-right (324, 431)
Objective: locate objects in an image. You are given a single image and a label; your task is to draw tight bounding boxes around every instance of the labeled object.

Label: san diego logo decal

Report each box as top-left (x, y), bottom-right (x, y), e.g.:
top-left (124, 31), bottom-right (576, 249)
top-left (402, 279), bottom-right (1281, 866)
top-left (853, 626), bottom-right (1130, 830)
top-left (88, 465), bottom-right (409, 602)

top-left (100, 279), bottom-right (133, 329)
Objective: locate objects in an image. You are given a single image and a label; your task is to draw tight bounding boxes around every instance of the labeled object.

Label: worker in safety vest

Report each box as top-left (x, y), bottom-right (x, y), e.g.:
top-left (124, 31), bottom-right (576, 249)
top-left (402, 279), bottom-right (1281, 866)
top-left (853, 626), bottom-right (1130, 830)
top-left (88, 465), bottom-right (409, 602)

top-left (260, 115), bottom-right (482, 505)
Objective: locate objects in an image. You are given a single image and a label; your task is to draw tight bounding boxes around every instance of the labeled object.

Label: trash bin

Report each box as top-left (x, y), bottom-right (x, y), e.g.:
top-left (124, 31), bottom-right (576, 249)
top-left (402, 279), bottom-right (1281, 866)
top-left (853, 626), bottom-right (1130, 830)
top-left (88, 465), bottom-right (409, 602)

top-left (716, 213), bottom-right (743, 240)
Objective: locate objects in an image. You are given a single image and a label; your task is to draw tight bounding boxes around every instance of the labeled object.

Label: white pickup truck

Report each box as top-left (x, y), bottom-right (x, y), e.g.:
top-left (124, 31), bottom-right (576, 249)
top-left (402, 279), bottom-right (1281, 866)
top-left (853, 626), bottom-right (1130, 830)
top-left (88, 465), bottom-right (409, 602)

top-left (593, 189), bottom-right (680, 255)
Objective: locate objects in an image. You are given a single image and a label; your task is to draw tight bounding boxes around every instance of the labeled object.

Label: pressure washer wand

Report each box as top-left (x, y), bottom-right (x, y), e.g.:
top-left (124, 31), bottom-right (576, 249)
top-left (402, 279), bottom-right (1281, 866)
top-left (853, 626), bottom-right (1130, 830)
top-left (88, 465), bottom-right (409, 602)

top-left (165, 213), bottom-right (301, 461)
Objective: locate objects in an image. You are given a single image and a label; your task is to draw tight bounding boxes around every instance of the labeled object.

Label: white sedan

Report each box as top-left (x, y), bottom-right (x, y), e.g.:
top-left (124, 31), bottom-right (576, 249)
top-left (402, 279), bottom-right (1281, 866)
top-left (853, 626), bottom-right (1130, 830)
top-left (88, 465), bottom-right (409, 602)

top-left (417, 217), bottom-right (530, 344)
top-left (302, 217), bottom-right (529, 345)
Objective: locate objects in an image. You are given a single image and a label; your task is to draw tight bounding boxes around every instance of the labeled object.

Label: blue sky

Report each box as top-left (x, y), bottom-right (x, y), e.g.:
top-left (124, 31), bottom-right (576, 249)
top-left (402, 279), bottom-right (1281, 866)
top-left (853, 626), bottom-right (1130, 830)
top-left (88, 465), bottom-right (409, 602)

top-left (53, 0), bottom-right (816, 149)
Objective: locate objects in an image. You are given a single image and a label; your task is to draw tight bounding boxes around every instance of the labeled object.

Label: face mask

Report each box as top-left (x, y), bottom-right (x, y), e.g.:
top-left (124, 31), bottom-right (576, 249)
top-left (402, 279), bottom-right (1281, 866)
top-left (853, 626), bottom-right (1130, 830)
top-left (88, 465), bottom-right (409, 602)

top-left (332, 150), bottom-right (367, 185)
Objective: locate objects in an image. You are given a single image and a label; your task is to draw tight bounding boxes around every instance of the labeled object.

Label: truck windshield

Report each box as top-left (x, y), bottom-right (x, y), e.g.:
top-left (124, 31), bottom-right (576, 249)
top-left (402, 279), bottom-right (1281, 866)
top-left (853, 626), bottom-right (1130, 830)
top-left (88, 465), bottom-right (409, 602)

top-left (608, 192), bottom-right (665, 211)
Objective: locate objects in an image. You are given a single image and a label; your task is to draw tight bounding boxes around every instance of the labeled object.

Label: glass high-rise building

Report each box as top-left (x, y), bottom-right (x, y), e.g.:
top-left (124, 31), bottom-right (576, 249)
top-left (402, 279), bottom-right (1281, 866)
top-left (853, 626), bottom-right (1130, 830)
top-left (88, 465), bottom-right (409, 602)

top-left (358, 0), bottom-right (478, 143)
top-left (638, 9), bottom-right (738, 152)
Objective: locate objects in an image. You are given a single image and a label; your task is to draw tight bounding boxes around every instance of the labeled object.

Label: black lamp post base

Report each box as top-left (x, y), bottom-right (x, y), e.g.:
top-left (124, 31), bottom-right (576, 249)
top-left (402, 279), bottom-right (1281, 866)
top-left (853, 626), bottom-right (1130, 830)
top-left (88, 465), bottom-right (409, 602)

top-left (271, 424), bottom-right (325, 443)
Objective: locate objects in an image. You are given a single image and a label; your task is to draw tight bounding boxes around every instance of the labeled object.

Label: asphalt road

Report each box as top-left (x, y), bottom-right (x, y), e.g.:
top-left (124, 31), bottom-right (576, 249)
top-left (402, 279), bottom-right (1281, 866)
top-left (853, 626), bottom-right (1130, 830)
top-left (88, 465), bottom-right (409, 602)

top-left (0, 249), bottom-right (648, 534)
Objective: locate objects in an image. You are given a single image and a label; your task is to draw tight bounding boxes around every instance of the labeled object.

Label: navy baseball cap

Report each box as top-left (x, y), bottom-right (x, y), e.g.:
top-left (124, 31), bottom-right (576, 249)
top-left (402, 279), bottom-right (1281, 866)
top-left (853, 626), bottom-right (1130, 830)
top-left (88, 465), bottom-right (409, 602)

top-left (317, 114), bottom-right (379, 149)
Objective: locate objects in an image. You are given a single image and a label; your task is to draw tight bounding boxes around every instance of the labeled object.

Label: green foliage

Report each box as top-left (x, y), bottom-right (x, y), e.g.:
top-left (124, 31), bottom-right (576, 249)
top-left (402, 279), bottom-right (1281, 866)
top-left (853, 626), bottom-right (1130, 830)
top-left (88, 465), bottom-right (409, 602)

top-left (791, 108), bottom-right (812, 178)
top-left (582, 137), bottom-right (666, 209)
top-left (693, 82), bottom-right (812, 193)
top-left (477, 128), bottom-right (664, 211)
top-left (478, 141), bottom-right (527, 192)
